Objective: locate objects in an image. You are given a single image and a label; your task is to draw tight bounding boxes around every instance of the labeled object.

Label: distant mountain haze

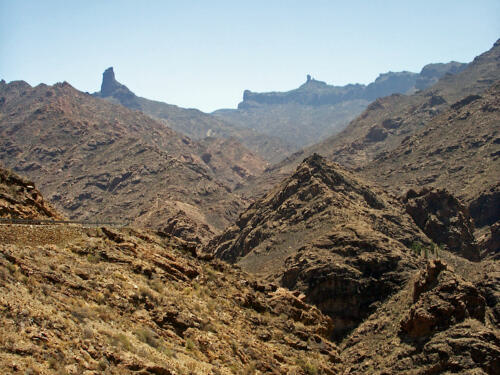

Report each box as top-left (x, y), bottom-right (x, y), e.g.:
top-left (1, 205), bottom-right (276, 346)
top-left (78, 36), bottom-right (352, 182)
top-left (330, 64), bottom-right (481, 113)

top-left (213, 62), bottom-right (467, 152)
top-left (94, 67), bottom-right (293, 163)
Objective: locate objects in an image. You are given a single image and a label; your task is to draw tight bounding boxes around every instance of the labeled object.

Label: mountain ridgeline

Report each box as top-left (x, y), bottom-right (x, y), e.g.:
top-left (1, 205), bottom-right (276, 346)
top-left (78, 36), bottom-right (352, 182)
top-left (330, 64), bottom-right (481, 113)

top-left (94, 68), bottom-right (293, 163)
top-left (0, 38), bottom-right (499, 375)
top-left (213, 62), bottom-right (467, 152)
top-left (238, 62), bottom-right (467, 108)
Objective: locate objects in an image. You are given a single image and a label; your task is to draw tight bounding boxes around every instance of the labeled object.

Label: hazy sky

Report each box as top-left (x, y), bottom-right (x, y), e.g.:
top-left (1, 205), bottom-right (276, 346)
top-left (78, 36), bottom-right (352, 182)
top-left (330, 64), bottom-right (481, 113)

top-left (1, 1), bottom-right (499, 112)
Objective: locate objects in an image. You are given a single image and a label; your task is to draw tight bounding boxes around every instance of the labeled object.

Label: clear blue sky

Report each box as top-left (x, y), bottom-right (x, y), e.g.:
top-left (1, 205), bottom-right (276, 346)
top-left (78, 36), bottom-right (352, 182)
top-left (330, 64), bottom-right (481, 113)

top-left (1, 1), bottom-right (499, 112)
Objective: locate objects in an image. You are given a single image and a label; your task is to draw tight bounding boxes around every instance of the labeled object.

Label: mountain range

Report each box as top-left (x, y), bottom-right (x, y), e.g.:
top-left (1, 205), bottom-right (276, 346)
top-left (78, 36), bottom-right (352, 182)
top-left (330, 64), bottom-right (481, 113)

top-left (213, 62), bottom-right (467, 152)
top-left (94, 67), bottom-right (292, 163)
top-left (0, 79), bottom-right (268, 243)
top-left (0, 38), bottom-right (499, 374)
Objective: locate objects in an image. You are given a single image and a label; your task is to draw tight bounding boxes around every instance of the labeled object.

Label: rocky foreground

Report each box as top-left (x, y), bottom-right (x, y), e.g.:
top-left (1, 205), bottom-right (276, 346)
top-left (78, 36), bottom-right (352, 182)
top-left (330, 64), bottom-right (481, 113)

top-left (1, 152), bottom-right (499, 374)
top-left (0, 167), bottom-right (339, 374)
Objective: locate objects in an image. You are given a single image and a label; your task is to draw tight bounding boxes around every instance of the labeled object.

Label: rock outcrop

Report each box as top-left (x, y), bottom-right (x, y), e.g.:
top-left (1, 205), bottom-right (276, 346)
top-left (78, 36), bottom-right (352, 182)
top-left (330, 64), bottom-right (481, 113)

top-left (94, 68), bottom-right (291, 162)
top-left (404, 188), bottom-right (479, 261)
top-left (339, 257), bottom-right (500, 374)
top-left (0, 166), bottom-right (62, 220)
top-left (209, 154), bottom-right (430, 339)
top-left (400, 260), bottom-right (486, 337)
top-left (214, 62), bottom-right (466, 154)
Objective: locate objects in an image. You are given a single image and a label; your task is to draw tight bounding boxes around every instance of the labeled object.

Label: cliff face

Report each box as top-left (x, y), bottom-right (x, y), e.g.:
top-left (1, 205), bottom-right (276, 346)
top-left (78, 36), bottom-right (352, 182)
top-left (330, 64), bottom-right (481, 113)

top-left (238, 62), bottom-right (466, 108)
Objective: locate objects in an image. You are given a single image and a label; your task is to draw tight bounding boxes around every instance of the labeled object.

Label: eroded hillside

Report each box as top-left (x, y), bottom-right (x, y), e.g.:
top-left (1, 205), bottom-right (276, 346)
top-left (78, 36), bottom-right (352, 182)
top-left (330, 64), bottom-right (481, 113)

top-left (0, 80), bottom-right (268, 243)
top-left (0, 168), bottom-right (340, 374)
top-left (209, 154), bottom-right (500, 374)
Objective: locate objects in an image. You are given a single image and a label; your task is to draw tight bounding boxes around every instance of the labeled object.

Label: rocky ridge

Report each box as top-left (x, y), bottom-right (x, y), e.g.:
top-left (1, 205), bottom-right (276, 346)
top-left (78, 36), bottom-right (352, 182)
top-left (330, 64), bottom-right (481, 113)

top-left (249, 39), bottom-right (500, 239)
top-left (0, 172), bottom-right (340, 374)
top-left (0, 166), bottom-right (62, 220)
top-left (0, 79), bottom-right (267, 243)
top-left (362, 81), bottom-right (500, 232)
top-left (209, 154), bottom-right (431, 339)
top-left (94, 67), bottom-right (292, 163)
top-left (214, 62), bottom-right (466, 152)
top-left (209, 154), bottom-right (500, 373)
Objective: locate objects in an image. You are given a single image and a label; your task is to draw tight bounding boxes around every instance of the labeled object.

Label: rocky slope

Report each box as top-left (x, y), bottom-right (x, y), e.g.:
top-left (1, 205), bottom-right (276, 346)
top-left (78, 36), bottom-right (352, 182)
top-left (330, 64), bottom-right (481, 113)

top-left (362, 81), bottom-right (500, 231)
top-left (0, 79), bottom-right (267, 243)
top-left (340, 257), bottom-right (499, 374)
top-left (94, 67), bottom-right (292, 163)
top-left (0, 176), bottom-right (340, 374)
top-left (0, 166), bottom-right (62, 220)
top-left (208, 154), bottom-right (434, 339)
top-left (214, 62), bottom-right (466, 152)
top-left (209, 154), bottom-right (499, 373)
top-left (305, 40), bottom-right (498, 168)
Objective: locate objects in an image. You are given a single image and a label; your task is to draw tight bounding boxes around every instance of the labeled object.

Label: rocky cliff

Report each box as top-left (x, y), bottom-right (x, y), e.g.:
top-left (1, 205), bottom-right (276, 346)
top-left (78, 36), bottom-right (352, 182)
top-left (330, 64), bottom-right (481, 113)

top-left (238, 62), bottom-right (466, 108)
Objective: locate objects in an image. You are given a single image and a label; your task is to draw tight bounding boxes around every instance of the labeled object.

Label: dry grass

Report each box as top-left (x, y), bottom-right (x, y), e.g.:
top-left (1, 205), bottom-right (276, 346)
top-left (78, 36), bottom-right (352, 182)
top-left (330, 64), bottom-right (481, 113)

top-left (0, 225), bottom-right (337, 374)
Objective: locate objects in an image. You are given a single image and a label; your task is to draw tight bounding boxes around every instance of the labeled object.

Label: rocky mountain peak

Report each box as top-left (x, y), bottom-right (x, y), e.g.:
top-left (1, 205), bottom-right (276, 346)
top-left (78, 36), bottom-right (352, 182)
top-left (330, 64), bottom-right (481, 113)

top-left (100, 66), bottom-right (117, 96)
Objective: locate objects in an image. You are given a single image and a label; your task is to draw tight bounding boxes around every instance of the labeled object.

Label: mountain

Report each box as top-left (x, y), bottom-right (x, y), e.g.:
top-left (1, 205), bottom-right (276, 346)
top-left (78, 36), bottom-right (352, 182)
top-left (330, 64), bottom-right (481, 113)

top-left (254, 39), bottom-right (500, 237)
top-left (208, 154), bottom-right (499, 373)
top-left (363, 82), bottom-right (500, 228)
top-left (0, 171), bottom-right (340, 374)
top-left (94, 67), bottom-right (292, 163)
top-left (0, 79), bottom-right (267, 243)
top-left (209, 155), bottom-right (431, 338)
top-left (213, 62), bottom-right (466, 152)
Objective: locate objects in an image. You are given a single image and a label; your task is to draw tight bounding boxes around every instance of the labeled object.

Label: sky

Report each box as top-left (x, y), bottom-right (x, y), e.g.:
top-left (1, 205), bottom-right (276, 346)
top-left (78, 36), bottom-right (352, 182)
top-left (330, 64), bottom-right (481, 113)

top-left (1, 1), bottom-right (499, 112)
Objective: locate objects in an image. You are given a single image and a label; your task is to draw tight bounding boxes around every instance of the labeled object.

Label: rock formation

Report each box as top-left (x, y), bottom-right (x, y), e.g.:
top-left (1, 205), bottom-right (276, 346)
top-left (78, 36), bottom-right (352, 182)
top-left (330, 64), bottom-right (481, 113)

top-left (0, 166), bottom-right (62, 220)
top-left (214, 61), bottom-right (466, 154)
top-left (403, 188), bottom-right (479, 261)
top-left (209, 154), bottom-right (430, 339)
top-left (94, 68), bottom-right (291, 163)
